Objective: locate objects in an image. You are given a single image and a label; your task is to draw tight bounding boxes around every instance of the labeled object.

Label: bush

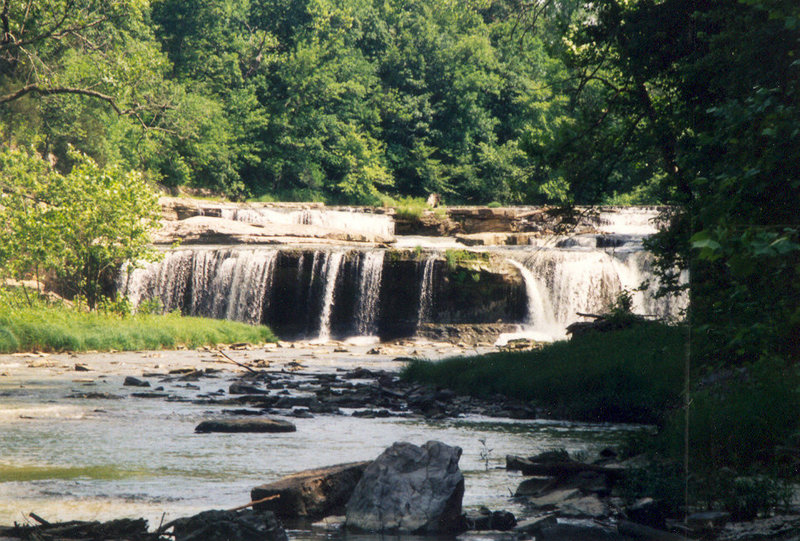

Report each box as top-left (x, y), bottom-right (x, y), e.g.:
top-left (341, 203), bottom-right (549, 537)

top-left (383, 196), bottom-right (429, 220)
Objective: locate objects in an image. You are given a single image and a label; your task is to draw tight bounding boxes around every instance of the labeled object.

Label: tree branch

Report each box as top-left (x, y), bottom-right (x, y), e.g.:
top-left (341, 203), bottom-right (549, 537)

top-left (0, 84), bottom-right (125, 113)
top-left (1, 0), bottom-right (10, 45)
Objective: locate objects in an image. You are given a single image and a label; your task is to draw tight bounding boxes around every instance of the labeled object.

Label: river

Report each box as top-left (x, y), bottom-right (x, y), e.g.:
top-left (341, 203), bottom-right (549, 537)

top-left (0, 342), bottom-right (641, 534)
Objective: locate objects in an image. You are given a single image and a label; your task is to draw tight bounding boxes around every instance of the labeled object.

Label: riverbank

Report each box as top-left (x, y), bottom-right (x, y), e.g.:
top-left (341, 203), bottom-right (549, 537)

top-left (402, 322), bottom-right (685, 424)
top-left (0, 305), bottom-right (276, 353)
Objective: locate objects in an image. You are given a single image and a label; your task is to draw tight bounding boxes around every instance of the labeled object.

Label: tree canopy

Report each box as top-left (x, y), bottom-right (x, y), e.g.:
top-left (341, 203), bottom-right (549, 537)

top-left (1, 0), bottom-right (797, 366)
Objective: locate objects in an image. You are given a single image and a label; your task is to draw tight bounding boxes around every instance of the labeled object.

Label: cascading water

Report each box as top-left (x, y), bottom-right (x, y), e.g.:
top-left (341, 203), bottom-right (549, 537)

top-left (417, 255), bottom-right (437, 323)
top-left (354, 251), bottom-right (384, 336)
top-left (120, 205), bottom-right (684, 343)
top-left (120, 248), bottom-right (278, 324)
top-left (316, 252), bottom-right (345, 341)
top-left (218, 207), bottom-right (394, 237)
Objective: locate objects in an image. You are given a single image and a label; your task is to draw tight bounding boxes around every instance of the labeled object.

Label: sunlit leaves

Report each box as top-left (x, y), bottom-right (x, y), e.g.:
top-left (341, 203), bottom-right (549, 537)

top-left (0, 147), bottom-right (161, 307)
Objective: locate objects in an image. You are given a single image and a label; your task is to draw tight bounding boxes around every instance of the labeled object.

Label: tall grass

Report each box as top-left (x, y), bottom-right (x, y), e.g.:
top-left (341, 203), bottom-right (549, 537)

top-left (402, 323), bottom-right (685, 423)
top-left (0, 305), bottom-right (275, 353)
top-left (381, 196), bottom-right (431, 220)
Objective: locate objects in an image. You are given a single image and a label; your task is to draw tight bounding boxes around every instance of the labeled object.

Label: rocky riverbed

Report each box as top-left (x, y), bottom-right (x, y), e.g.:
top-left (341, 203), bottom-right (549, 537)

top-left (1, 342), bottom-right (798, 541)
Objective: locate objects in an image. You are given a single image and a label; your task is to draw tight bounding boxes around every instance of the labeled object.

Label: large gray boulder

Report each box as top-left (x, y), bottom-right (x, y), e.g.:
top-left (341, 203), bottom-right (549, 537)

top-left (345, 441), bottom-right (465, 534)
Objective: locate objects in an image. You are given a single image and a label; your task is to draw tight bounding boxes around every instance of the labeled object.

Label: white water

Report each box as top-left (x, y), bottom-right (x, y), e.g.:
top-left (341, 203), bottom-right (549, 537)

top-left (354, 251), bottom-right (385, 336)
top-left (591, 207), bottom-right (662, 236)
top-left (417, 255), bottom-right (437, 323)
top-left (316, 252), bottom-right (346, 341)
top-left (120, 249), bottom-right (278, 324)
top-left (220, 207), bottom-right (395, 238)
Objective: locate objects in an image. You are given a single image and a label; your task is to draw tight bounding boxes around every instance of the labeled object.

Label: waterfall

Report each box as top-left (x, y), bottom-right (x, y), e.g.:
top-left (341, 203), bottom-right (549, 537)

top-left (120, 248), bottom-right (277, 324)
top-left (118, 207), bottom-right (684, 343)
top-left (507, 261), bottom-right (559, 329)
top-left (417, 255), bottom-right (437, 323)
top-left (219, 207), bottom-right (394, 237)
top-left (354, 251), bottom-right (385, 336)
top-left (590, 207), bottom-right (661, 235)
top-left (316, 252), bottom-right (346, 342)
top-left (502, 238), bottom-right (686, 343)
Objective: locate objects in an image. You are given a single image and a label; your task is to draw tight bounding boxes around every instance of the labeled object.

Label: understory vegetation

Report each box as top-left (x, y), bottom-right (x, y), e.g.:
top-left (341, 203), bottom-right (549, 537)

top-left (0, 290), bottom-right (275, 353)
top-left (1, 0), bottom-right (798, 520)
top-left (403, 322), bottom-right (685, 424)
top-left (403, 317), bottom-right (800, 517)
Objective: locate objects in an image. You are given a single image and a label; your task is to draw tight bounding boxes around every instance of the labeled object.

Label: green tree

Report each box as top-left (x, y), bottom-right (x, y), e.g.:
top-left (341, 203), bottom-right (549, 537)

top-left (0, 146), bottom-right (161, 308)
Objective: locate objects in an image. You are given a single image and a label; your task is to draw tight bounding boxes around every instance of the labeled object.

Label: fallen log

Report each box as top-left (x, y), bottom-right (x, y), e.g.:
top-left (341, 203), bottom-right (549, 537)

top-left (215, 349), bottom-right (259, 374)
top-left (228, 494), bottom-right (280, 512)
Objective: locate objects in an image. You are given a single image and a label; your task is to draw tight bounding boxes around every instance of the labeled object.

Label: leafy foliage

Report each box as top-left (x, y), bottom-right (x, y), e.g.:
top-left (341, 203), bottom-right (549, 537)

top-left (0, 147), bottom-right (161, 308)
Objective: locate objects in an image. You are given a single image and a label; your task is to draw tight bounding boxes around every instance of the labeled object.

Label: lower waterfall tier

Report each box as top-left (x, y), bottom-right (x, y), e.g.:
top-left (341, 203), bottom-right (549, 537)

top-left (118, 248), bottom-right (529, 342)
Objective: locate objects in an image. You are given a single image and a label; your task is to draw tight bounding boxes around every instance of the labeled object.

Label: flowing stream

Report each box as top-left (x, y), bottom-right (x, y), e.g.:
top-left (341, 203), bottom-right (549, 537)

top-left (0, 348), bottom-right (641, 532)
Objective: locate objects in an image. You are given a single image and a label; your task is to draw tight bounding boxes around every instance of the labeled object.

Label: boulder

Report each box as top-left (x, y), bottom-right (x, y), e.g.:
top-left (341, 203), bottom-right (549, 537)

top-left (195, 419), bottom-right (296, 433)
top-left (123, 376), bottom-right (150, 387)
top-left (527, 488), bottom-right (582, 509)
top-left (346, 441), bottom-right (465, 534)
top-left (251, 462), bottom-right (370, 520)
top-left (514, 514), bottom-right (558, 534)
top-left (557, 495), bottom-right (609, 518)
top-left (532, 520), bottom-right (622, 541)
top-left (515, 476), bottom-right (554, 496)
top-left (167, 509), bottom-right (287, 541)
top-left (229, 382), bottom-right (267, 395)
top-left (465, 509), bottom-right (517, 531)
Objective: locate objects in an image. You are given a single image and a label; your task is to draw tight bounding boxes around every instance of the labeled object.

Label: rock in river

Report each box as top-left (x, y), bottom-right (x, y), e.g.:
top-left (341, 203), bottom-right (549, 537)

top-left (251, 462), bottom-right (371, 520)
top-left (346, 440), bottom-right (465, 534)
top-left (195, 418), bottom-right (296, 433)
top-left (168, 509), bottom-right (287, 541)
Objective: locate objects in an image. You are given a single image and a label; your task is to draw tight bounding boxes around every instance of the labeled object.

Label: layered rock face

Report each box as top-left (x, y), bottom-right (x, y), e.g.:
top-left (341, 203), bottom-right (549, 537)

top-left (121, 198), bottom-right (684, 343)
top-left (119, 248), bottom-right (526, 341)
top-left (345, 441), bottom-right (465, 534)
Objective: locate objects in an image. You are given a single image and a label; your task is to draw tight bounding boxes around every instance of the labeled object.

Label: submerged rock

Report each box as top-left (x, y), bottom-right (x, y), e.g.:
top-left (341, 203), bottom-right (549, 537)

top-left (195, 418), bottom-right (296, 433)
top-left (346, 440), bottom-right (465, 534)
top-left (251, 461), bottom-right (370, 520)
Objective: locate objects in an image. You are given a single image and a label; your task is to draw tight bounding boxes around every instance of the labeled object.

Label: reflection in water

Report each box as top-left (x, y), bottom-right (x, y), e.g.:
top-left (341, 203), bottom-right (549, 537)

top-left (0, 361), bottom-right (641, 530)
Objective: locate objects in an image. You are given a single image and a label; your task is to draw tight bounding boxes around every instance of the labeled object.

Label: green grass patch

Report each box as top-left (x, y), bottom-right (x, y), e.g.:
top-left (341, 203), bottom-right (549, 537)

top-left (402, 323), bottom-right (685, 423)
top-left (382, 196), bottom-right (430, 220)
top-left (0, 306), bottom-right (275, 353)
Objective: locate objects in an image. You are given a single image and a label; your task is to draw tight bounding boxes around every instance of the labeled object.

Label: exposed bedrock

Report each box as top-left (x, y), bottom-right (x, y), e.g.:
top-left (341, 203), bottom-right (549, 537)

top-left (120, 248), bottom-right (526, 342)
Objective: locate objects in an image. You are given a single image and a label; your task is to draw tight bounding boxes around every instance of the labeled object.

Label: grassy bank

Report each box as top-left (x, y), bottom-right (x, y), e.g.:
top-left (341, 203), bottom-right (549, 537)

top-left (0, 305), bottom-right (275, 353)
top-left (404, 322), bottom-right (800, 517)
top-left (402, 323), bottom-right (685, 423)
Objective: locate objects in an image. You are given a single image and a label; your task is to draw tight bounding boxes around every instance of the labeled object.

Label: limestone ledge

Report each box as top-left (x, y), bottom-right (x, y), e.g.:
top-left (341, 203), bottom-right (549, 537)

top-left (153, 215), bottom-right (395, 246)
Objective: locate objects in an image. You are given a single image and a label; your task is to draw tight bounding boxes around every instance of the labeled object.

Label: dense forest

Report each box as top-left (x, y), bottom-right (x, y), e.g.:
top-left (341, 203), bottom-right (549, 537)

top-left (2, 0), bottom-right (798, 348)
